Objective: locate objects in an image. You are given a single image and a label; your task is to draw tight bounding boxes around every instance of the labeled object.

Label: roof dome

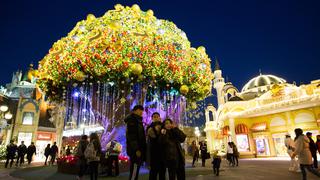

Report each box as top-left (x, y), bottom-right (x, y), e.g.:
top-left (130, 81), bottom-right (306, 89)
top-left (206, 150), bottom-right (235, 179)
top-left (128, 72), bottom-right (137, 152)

top-left (241, 74), bottom-right (286, 92)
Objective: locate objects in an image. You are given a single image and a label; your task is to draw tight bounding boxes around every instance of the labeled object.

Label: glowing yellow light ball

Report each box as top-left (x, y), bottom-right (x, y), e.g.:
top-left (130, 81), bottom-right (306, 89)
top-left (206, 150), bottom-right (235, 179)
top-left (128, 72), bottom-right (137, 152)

top-left (131, 63), bottom-right (143, 75)
top-left (75, 71), bottom-right (86, 82)
top-left (132, 4), bottom-right (140, 12)
top-left (180, 85), bottom-right (189, 95)
top-left (197, 46), bottom-right (206, 53)
top-left (146, 9), bottom-right (154, 17)
top-left (109, 22), bottom-right (121, 30)
top-left (191, 102), bottom-right (197, 110)
top-left (114, 4), bottom-right (124, 11)
top-left (87, 14), bottom-right (96, 21)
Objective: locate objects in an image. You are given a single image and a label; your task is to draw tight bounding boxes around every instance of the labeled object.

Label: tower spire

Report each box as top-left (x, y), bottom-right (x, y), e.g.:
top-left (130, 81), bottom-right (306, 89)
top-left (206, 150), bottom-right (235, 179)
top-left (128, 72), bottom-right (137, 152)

top-left (214, 57), bottom-right (220, 71)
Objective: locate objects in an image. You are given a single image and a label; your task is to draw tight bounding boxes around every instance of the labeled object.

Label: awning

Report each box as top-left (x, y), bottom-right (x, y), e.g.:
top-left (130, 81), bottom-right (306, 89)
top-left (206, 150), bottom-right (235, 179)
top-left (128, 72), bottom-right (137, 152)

top-left (251, 122), bottom-right (267, 132)
top-left (222, 126), bottom-right (230, 135)
top-left (235, 124), bottom-right (249, 134)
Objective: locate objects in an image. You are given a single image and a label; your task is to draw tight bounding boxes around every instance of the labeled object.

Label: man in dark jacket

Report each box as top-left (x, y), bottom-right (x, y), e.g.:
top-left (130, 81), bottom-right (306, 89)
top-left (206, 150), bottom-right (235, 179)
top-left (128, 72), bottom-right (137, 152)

top-left (26, 142), bottom-right (36, 165)
top-left (16, 141), bottom-right (27, 166)
top-left (5, 140), bottom-right (17, 168)
top-left (147, 112), bottom-right (165, 180)
top-left (306, 132), bottom-right (318, 168)
top-left (160, 118), bottom-right (186, 180)
top-left (125, 105), bottom-right (146, 180)
top-left (50, 142), bottom-right (59, 165)
top-left (44, 144), bottom-right (51, 165)
top-left (200, 142), bottom-right (208, 167)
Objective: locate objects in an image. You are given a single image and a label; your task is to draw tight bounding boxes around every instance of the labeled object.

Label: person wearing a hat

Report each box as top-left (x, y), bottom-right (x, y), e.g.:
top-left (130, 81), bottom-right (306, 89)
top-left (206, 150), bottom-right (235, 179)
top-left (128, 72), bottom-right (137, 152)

top-left (285, 133), bottom-right (299, 172)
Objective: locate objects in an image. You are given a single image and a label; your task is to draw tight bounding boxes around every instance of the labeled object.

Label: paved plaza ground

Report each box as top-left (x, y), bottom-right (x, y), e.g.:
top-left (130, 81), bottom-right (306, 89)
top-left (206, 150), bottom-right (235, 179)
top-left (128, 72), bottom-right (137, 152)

top-left (1, 158), bottom-right (320, 180)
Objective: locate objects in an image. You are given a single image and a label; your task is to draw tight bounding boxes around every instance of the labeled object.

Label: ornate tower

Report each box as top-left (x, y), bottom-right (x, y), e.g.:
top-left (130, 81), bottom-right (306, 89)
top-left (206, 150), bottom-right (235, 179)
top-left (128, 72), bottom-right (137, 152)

top-left (213, 58), bottom-right (225, 107)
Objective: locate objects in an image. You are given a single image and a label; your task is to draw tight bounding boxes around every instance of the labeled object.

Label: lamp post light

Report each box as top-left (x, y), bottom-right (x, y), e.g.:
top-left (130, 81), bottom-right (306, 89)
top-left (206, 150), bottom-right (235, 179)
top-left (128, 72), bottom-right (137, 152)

top-left (0, 104), bottom-right (12, 144)
top-left (0, 105), bottom-right (9, 112)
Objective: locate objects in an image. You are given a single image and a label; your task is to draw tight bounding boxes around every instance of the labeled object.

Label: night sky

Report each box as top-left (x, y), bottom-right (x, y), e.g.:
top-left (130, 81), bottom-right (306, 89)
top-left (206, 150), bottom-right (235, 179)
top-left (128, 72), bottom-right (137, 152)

top-left (1, 0), bottom-right (319, 103)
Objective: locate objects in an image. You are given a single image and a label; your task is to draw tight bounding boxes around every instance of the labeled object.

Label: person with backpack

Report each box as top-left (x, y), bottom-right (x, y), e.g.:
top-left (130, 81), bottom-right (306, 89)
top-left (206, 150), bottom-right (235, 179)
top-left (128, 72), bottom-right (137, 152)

top-left (44, 144), bottom-right (51, 165)
top-left (26, 142), bottom-right (36, 165)
top-left (76, 135), bottom-right (89, 180)
top-left (85, 133), bottom-right (101, 180)
top-left (16, 141), bottom-right (27, 166)
top-left (50, 142), bottom-right (58, 165)
top-left (106, 140), bottom-right (122, 177)
top-left (146, 112), bottom-right (165, 180)
top-left (5, 140), bottom-right (17, 168)
top-left (125, 105), bottom-right (147, 180)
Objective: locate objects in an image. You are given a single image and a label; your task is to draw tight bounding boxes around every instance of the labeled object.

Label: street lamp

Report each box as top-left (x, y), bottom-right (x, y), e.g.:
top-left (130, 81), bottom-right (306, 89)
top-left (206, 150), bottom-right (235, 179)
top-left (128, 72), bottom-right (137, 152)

top-left (0, 105), bottom-right (8, 112)
top-left (4, 112), bottom-right (12, 120)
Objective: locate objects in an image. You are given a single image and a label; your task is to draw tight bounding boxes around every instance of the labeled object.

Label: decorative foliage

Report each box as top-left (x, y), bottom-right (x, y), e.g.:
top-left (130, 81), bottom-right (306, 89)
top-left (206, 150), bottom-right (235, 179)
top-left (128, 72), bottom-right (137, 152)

top-left (0, 145), bottom-right (6, 160)
top-left (37, 4), bottom-right (213, 102)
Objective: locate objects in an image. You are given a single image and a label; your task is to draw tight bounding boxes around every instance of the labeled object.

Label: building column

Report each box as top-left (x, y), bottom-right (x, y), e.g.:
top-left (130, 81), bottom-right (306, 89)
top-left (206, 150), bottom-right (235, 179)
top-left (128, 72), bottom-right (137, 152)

top-left (229, 118), bottom-right (236, 143)
top-left (285, 111), bottom-right (294, 134)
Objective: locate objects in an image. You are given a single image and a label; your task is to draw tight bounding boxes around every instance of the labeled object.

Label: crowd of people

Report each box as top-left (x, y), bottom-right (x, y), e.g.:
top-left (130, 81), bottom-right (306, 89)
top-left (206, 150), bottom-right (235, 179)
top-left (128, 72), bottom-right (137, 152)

top-left (285, 128), bottom-right (320, 180)
top-left (5, 140), bottom-right (37, 168)
top-left (5, 140), bottom-right (59, 168)
top-left (71, 105), bottom-right (187, 180)
top-left (125, 105), bottom-right (187, 180)
top-left (5, 105), bottom-right (320, 180)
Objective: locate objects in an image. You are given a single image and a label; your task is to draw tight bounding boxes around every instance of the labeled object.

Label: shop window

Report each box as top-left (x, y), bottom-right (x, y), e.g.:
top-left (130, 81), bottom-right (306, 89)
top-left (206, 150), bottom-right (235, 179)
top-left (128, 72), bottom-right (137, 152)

top-left (22, 112), bottom-right (34, 125)
top-left (236, 134), bottom-right (250, 152)
top-left (255, 137), bottom-right (270, 156)
top-left (17, 132), bottom-right (32, 146)
top-left (272, 133), bottom-right (287, 156)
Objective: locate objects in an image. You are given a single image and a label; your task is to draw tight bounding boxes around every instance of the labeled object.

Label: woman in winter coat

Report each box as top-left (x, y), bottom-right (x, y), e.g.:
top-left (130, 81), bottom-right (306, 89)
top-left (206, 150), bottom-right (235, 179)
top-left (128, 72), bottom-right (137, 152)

top-left (76, 135), bottom-right (89, 180)
top-left (159, 118), bottom-right (186, 180)
top-left (291, 128), bottom-right (320, 180)
top-left (86, 133), bottom-right (102, 180)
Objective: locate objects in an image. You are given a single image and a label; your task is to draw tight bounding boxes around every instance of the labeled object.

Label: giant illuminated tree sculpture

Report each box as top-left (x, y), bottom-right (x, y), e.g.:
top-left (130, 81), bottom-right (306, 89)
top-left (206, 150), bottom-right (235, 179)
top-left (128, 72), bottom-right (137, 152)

top-left (36, 4), bottom-right (214, 148)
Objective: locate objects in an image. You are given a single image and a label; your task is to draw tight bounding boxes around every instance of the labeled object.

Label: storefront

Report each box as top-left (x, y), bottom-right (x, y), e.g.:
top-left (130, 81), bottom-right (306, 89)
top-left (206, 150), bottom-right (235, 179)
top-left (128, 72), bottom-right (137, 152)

top-left (254, 135), bottom-right (270, 156)
top-left (235, 124), bottom-right (250, 152)
top-left (17, 132), bottom-right (33, 146)
top-left (35, 131), bottom-right (56, 161)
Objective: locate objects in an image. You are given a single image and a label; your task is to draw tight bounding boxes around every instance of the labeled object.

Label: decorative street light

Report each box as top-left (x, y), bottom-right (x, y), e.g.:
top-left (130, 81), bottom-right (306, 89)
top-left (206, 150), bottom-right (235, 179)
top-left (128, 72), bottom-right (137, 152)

top-left (4, 112), bottom-right (13, 120)
top-left (0, 104), bottom-right (12, 129)
top-left (0, 105), bottom-right (9, 113)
